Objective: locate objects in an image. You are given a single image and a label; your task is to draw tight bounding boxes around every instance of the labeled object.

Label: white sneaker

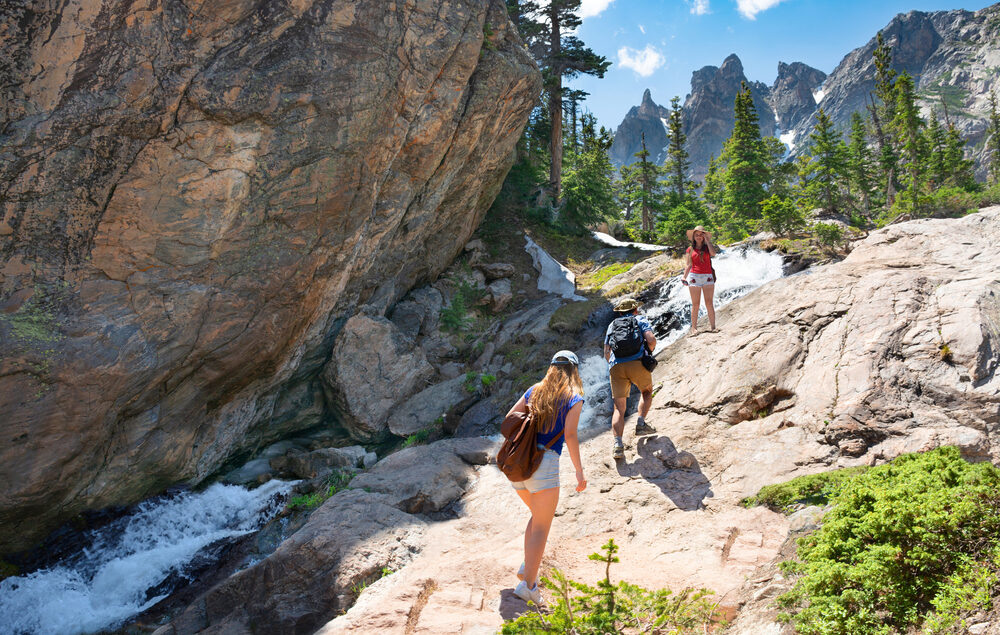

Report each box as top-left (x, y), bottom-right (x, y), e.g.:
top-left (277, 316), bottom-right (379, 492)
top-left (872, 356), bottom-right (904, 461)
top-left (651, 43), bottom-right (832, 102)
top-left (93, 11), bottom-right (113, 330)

top-left (513, 579), bottom-right (542, 604)
top-left (517, 562), bottom-right (525, 581)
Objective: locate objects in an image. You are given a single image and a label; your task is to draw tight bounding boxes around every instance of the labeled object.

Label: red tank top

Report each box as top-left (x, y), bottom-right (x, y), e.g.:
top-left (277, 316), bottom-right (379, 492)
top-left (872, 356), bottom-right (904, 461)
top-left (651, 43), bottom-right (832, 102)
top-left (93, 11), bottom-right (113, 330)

top-left (688, 246), bottom-right (712, 274)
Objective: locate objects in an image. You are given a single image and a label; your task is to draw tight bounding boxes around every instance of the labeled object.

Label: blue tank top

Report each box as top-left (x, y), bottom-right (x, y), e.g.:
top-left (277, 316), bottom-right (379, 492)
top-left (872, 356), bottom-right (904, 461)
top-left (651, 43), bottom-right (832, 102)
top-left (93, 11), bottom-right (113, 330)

top-left (523, 386), bottom-right (584, 456)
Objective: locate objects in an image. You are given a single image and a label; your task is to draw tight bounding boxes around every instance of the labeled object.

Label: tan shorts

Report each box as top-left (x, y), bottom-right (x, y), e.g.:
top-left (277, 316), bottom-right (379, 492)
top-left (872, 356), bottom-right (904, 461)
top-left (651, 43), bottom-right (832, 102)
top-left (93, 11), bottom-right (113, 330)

top-left (609, 360), bottom-right (653, 399)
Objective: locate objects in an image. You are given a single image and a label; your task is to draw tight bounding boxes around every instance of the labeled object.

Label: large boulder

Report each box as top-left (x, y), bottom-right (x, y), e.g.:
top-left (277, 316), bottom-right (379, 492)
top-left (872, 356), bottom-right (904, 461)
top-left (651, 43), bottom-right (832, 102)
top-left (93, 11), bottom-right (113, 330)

top-left (386, 376), bottom-right (477, 437)
top-left (322, 314), bottom-right (436, 443)
top-left (0, 0), bottom-right (540, 552)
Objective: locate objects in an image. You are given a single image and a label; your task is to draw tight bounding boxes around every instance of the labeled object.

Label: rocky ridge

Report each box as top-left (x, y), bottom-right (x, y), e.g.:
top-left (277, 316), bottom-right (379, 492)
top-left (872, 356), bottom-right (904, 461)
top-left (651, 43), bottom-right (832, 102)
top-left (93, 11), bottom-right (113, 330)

top-left (784, 4), bottom-right (1000, 177)
top-left (607, 88), bottom-right (671, 167)
top-left (612, 3), bottom-right (1000, 180)
top-left (0, 0), bottom-right (541, 553)
top-left (155, 208), bottom-right (1000, 633)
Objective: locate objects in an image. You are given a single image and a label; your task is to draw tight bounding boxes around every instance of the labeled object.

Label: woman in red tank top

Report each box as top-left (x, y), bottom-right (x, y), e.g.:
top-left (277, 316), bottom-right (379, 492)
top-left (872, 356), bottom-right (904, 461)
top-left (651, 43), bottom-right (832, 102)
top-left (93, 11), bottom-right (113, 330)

top-left (682, 225), bottom-right (718, 333)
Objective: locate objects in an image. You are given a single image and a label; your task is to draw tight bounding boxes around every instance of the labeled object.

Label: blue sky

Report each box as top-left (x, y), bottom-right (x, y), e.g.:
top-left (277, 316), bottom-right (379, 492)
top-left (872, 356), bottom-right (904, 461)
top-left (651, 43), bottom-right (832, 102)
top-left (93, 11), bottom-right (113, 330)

top-left (568, 0), bottom-right (995, 129)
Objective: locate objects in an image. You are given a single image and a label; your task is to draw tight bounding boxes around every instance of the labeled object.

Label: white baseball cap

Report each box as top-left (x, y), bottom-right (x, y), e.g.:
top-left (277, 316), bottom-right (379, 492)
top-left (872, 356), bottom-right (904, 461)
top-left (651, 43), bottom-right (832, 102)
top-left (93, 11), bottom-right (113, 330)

top-left (550, 350), bottom-right (580, 366)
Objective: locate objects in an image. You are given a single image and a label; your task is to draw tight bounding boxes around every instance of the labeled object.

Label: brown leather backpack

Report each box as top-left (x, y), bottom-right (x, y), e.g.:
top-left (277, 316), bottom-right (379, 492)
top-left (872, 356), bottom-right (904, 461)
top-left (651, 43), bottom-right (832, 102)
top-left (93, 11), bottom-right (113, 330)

top-left (496, 407), bottom-right (563, 482)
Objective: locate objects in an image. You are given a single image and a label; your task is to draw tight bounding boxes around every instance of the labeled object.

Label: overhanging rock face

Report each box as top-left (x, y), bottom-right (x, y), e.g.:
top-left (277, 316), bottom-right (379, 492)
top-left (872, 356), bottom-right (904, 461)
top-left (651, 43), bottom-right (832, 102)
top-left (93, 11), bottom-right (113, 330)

top-left (0, 0), bottom-right (541, 553)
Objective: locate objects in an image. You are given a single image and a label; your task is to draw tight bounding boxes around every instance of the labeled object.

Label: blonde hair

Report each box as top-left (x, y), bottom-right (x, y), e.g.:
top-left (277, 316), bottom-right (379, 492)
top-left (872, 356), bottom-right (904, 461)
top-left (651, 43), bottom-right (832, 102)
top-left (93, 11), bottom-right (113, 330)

top-left (531, 364), bottom-right (584, 433)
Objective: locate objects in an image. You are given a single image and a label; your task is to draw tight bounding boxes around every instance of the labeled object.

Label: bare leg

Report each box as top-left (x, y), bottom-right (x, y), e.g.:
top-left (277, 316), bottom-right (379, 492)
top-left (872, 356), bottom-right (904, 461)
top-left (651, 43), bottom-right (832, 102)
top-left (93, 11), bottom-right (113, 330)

top-left (611, 397), bottom-right (627, 438)
top-left (688, 285), bottom-right (701, 331)
top-left (703, 285), bottom-right (716, 330)
top-left (515, 487), bottom-right (560, 588)
top-left (638, 389), bottom-right (653, 419)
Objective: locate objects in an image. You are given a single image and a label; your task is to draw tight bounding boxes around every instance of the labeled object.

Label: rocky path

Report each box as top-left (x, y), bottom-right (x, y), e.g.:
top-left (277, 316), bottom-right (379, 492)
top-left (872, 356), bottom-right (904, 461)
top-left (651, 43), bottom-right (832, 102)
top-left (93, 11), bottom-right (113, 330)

top-left (319, 417), bottom-right (790, 634)
top-left (157, 209), bottom-right (1000, 634)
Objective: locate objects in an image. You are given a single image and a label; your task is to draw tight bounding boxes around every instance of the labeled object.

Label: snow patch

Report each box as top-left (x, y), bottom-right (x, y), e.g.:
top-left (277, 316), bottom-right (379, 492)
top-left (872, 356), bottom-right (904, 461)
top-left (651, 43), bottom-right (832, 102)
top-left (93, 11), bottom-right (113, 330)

top-left (660, 117), bottom-right (669, 132)
top-left (524, 235), bottom-right (587, 301)
top-left (592, 231), bottom-right (668, 251)
top-left (780, 130), bottom-right (797, 152)
top-left (812, 87), bottom-right (826, 104)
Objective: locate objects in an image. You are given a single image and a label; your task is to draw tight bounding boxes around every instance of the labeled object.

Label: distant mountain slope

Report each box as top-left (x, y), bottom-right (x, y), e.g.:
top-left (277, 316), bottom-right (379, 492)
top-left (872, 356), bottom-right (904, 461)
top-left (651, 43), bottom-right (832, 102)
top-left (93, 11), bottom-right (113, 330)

top-left (609, 3), bottom-right (1000, 181)
top-left (784, 4), bottom-right (1000, 178)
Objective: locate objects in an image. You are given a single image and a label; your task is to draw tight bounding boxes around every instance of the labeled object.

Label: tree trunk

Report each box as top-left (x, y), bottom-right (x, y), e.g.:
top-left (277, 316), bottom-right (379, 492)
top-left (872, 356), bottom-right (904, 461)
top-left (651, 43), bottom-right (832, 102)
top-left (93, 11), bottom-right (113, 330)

top-left (548, 5), bottom-right (562, 204)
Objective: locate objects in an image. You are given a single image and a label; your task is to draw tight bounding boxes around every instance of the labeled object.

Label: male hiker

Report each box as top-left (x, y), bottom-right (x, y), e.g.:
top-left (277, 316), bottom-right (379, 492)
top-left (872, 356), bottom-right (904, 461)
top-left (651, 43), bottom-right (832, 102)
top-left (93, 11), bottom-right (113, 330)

top-left (604, 299), bottom-right (657, 459)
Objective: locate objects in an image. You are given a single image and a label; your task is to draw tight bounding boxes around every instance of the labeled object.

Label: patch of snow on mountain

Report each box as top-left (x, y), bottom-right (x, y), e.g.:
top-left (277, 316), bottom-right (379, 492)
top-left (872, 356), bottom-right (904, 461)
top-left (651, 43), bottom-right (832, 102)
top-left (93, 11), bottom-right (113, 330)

top-left (780, 130), bottom-right (797, 152)
top-left (813, 87), bottom-right (826, 104)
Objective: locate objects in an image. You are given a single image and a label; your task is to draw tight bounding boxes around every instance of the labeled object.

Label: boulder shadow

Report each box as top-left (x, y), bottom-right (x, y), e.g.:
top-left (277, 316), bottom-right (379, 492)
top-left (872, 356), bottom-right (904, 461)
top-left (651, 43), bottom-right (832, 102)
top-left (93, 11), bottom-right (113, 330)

top-left (615, 434), bottom-right (713, 511)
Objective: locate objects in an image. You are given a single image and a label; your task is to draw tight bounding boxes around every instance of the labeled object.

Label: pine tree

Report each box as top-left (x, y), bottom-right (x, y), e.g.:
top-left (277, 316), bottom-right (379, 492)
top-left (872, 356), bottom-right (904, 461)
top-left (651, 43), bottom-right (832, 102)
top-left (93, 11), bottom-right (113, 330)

top-left (703, 154), bottom-right (724, 209)
top-left (846, 112), bottom-right (877, 214)
top-left (719, 83), bottom-right (769, 237)
top-left (563, 88), bottom-right (589, 153)
top-left (988, 90), bottom-right (1000, 184)
top-left (943, 122), bottom-right (975, 191)
top-left (620, 134), bottom-right (664, 237)
top-left (924, 110), bottom-right (948, 188)
top-left (530, 1), bottom-right (610, 204)
top-left (663, 96), bottom-right (696, 208)
top-left (892, 71), bottom-right (925, 213)
top-left (562, 115), bottom-right (615, 231)
top-left (867, 31), bottom-right (899, 207)
top-left (805, 108), bottom-right (849, 214)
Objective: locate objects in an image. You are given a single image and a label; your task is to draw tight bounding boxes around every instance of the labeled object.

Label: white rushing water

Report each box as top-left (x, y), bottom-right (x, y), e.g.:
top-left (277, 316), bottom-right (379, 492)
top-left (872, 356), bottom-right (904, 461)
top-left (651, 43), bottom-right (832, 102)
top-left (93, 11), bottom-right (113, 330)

top-left (0, 480), bottom-right (295, 635)
top-left (577, 247), bottom-right (785, 429)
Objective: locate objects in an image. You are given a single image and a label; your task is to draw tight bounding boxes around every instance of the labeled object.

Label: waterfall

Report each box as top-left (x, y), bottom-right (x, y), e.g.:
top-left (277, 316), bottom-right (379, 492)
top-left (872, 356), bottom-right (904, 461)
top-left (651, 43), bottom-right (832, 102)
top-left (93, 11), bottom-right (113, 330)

top-left (0, 480), bottom-right (295, 635)
top-left (578, 247), bottom-right (785, 429)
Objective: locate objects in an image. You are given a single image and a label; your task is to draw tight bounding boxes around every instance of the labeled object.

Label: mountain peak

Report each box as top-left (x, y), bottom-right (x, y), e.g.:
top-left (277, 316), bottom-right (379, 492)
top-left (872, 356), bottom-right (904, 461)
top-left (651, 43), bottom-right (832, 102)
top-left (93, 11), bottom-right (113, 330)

top-left (641, 88), bottom-right (653, 105)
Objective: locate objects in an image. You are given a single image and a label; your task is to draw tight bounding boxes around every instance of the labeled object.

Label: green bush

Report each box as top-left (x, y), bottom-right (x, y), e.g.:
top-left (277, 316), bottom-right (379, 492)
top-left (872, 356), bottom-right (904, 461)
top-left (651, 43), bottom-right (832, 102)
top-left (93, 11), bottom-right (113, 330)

top-left (440, 280), bottom-right (486, 332)
top-left (742, 466), bottom-right (867, 512)
top-left (776, 447), bottom-right (1000, 634)
top-left (758, 195), bottom-right (807, 236)
top-left (501, 539), bottom-right (721, 634)
top-left (286, 470), bottom-right (355, 510)
top-left (812, 221), bottom-right (845, 249)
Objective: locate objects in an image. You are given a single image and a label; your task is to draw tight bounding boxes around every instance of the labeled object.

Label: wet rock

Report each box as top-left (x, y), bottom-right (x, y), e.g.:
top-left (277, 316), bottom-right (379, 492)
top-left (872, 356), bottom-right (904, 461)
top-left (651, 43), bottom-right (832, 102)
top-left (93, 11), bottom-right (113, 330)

top-left (221, 458), bottom-right (273, 486)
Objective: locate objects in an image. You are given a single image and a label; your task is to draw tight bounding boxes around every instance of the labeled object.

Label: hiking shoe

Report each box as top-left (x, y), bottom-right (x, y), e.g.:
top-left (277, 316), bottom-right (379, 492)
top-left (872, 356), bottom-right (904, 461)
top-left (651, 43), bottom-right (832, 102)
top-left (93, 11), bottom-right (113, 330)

top-left (612, 440), bottom-right (625, 460)
top-left (635, 420), bottom-right (656, 436)
top-left (513, 580), bottom-right (542, 605)
top-left (517, 562), bottom-right (525, 581)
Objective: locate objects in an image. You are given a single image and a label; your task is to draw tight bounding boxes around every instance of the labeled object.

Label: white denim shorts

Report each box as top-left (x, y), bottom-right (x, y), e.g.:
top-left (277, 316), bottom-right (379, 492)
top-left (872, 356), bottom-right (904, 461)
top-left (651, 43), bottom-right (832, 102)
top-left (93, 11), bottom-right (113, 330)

top-left (688, 273), bottom-right (715, 287)
top-left (511, 446), bottom-right (560, 493)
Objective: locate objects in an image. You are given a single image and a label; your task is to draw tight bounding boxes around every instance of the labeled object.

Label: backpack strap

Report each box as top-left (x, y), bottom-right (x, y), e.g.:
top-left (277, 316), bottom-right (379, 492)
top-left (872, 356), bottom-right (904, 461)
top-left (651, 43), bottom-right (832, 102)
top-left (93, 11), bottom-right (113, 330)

top-left (541, 428), bottom-right (564, 450)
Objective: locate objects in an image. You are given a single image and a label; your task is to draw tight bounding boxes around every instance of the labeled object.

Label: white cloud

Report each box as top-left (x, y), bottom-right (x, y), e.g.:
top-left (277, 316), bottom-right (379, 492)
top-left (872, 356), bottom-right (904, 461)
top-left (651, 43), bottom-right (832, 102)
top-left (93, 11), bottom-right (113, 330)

top-left (638, 24), bottom-right (646, 34)
top-left (690, 0), bottom-right (710, 15)
top-left (580, 0), bottom-right (615, 19)
top-left (617, 45), bottom-right (666, 77)
top-left (735, 0), bottom-right (789, 20)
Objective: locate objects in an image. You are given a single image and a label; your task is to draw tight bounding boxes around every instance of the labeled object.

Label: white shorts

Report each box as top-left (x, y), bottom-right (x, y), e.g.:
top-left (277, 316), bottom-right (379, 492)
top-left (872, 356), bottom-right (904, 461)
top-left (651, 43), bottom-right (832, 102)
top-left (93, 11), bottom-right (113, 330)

top-left (688, 273), bottom-right (715, 287)
top-left (511, 446), bottom-right (560, 493)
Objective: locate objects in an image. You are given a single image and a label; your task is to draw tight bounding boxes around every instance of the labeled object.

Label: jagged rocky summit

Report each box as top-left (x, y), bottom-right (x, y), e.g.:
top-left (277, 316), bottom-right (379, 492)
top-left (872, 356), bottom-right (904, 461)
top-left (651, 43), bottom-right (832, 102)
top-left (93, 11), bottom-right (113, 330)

top-left (608, 88), bottom-right (671, 166)
top-left (611, 3), bottom-right (1000, 180)
top-left (0, 0), bottom-right (540, 553)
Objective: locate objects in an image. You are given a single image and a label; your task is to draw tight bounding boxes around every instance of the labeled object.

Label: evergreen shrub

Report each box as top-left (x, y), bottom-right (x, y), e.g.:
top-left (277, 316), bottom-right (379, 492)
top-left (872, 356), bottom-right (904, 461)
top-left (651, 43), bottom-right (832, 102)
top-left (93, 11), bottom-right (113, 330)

top-left (501, 539), bottom-right (721, 634)
top-left (776, 447), bottom-right (1000, 634)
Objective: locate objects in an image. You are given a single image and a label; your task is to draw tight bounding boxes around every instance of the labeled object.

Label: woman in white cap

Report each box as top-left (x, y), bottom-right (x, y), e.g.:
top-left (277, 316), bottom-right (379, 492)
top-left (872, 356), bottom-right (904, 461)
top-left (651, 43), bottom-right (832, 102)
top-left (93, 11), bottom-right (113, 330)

top-left (682, 225), bottom-right (718, 333)
top-left (504, 349), bottom-right (587, 605)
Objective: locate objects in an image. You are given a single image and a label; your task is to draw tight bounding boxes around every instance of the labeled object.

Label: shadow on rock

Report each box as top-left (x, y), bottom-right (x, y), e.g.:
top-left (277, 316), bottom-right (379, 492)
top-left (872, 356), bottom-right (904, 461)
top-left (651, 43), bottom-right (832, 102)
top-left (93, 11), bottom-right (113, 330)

top-left (615, 435), bottom-right (713, 511)
top-left (498, 588), bottom-right (537, 622)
